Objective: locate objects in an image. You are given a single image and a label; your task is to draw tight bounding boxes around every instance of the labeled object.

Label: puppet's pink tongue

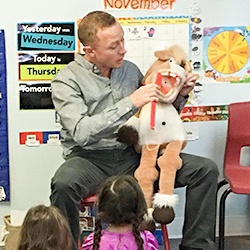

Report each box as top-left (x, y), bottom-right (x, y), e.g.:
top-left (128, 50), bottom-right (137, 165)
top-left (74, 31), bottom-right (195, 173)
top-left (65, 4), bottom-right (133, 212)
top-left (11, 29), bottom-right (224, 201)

top-left (161, 85), bottom-right (171, 94)
top-left (161, 77), bottom-right (175, 94)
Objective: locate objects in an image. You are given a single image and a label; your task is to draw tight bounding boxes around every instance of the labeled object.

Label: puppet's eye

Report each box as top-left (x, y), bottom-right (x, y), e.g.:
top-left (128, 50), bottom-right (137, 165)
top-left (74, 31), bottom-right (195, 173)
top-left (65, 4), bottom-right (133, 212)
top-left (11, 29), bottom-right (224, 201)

top-left (162, 121), bottom-right (166, 126)
top-left (167, 57), bottom-right (175, 63)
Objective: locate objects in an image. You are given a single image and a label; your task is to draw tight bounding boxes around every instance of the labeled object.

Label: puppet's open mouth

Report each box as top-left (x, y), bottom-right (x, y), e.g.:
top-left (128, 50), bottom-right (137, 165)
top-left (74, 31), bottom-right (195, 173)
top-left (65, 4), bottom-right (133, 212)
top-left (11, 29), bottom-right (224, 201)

top-left (160, 71), bottom-right (181, 94)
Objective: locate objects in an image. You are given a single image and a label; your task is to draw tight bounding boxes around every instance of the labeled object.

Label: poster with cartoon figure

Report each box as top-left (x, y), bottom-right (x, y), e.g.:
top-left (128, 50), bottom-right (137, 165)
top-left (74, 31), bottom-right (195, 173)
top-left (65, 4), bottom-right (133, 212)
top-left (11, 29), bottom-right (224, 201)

top-left (180, 105), bottom-right (228, 122)
top-left (203, 26), bottom-right (250, 84)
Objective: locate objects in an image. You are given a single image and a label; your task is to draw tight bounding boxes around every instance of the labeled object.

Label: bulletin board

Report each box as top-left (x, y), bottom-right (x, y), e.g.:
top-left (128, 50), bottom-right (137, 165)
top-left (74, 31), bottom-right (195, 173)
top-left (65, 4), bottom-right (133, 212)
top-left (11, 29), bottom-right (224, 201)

top-left (17, 22), bottom-right (75, 110)
top-left (119, 16), bottom-right (191, 74)
top-left (0, 30), bottom-right (10, 202)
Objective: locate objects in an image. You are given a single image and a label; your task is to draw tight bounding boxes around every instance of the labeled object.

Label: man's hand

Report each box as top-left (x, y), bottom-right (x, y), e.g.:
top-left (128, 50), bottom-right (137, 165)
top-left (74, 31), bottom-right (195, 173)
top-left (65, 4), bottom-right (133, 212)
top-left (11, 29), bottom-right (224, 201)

top-left (130, 84), bottom-right (161, 108)
top-left (130, 72), bottom-right (199, 108)
top-left (179, 72), bottom-right (199, 97)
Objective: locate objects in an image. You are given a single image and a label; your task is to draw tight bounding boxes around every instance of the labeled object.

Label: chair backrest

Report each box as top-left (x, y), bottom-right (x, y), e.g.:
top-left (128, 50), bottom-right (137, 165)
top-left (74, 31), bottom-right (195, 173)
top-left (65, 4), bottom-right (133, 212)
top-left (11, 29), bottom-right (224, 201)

top-left (224, 101), bottom-right (250, 176)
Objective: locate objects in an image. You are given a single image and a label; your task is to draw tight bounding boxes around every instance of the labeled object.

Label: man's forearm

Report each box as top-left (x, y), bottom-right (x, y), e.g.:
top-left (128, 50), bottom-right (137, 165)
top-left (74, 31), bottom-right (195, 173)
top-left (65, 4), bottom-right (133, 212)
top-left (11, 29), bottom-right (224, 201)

top-left (172, 94), bottom-right (189, 113)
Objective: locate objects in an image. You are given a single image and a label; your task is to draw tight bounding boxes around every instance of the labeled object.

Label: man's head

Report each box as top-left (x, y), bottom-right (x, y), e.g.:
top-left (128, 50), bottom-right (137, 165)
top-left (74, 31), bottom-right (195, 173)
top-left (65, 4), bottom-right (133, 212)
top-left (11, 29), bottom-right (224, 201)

top-left (78, 11), bottom-right (127, 75)
top-left (78, 11), bottom-right (116, 46)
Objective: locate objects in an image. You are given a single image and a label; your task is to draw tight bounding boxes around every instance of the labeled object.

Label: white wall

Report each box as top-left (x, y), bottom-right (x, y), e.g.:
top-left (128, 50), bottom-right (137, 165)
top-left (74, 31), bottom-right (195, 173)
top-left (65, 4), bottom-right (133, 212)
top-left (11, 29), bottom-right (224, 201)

top-left (1, 0), bottom-right (250, 238)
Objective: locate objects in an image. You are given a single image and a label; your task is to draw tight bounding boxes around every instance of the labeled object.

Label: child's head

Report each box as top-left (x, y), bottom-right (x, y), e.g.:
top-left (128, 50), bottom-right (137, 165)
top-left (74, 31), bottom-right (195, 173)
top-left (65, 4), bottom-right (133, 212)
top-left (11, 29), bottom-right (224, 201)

top-left (92, 175), bottom-right (147, 250)
top-left (18, 204), bottom-right (72, 250)
top-left (97, 175), bottom-right (147, 226)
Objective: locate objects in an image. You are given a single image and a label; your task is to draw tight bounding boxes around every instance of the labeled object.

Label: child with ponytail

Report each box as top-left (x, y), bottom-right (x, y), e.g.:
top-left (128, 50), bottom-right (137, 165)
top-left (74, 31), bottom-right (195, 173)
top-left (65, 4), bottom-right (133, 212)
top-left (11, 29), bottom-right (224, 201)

top-left (82, 175), bottom-right (158, 250)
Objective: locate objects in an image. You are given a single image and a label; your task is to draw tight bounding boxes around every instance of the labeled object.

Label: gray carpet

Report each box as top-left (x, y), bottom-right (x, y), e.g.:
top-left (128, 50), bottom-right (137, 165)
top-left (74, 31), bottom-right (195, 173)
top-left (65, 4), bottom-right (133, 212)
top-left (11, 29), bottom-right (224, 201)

top-left (159, 236), bottom-right (250, 250)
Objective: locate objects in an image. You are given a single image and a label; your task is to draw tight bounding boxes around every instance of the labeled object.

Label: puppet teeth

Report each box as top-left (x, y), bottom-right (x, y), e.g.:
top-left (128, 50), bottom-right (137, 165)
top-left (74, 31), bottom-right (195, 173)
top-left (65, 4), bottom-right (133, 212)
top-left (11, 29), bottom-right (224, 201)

top-left (165, 88), bottom-right (174, 97)
top-left (161, 71), bottom-right (169, 76)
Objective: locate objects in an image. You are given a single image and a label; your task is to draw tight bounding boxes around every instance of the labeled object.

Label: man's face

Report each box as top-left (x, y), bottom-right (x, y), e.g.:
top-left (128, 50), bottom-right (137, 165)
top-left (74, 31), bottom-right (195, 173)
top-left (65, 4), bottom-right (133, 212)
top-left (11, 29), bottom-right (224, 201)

top-left (91, 22), bottom-right (127, 69)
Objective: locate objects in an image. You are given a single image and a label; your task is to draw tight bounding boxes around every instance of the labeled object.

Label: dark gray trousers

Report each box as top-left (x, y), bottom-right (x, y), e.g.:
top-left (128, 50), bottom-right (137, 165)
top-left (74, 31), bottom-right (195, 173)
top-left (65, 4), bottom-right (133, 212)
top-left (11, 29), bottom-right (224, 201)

top-left (50, 146), bottom-right (218, 250)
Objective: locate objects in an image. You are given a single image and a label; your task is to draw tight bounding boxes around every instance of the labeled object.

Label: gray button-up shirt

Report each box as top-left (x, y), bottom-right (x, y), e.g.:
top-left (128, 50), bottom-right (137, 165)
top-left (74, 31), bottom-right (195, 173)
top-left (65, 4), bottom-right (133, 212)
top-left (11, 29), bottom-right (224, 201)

top-left (51, 53), bottom-right (143, 157)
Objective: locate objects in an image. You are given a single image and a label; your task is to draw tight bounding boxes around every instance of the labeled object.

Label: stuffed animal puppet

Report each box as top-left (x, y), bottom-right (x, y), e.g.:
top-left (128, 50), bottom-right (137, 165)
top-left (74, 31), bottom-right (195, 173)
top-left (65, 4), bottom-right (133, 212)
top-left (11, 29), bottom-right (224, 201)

top-left (118, 45), bottom-right (196, 224)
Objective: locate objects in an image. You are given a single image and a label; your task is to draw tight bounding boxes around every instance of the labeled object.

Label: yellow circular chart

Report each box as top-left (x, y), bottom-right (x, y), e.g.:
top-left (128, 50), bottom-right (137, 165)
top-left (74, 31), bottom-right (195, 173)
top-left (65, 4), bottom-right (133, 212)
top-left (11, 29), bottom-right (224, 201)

top-left (207, 31), bottom-right (249, 74)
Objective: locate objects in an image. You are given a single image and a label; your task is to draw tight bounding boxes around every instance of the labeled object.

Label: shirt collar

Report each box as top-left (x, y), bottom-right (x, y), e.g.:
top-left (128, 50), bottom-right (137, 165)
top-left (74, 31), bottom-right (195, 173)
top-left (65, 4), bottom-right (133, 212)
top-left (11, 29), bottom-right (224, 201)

top-left (75, 53), bottom-right (102, 76)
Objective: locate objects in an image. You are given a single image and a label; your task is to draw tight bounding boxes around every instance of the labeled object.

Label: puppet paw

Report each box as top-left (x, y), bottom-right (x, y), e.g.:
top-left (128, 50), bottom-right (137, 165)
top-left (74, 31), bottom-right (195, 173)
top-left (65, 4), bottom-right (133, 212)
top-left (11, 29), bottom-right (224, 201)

top-left (117, 116), bottom-right (140, 144)
top-left (152, 193), bottom-right (178, 224)
top-left (140, 208), bottom-right (156, 233)
top-left (143, 207), bottom-right (154, 221)
top-left (152, 206), bottom-right (175, 224)
top-left (140, 219), bottom-right (156, 234)
top-left (117, 125), bottom-right (139, 145)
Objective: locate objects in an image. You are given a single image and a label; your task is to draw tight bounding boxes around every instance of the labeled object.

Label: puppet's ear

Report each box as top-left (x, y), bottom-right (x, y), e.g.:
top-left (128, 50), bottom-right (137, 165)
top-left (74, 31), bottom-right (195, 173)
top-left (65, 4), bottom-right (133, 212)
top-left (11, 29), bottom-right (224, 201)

top-left (181, 60), bottom-right (192, 72)
top-left (154, 50), bottom-right (172, 61)
top-left (181, 60), bottom-right (200, 80)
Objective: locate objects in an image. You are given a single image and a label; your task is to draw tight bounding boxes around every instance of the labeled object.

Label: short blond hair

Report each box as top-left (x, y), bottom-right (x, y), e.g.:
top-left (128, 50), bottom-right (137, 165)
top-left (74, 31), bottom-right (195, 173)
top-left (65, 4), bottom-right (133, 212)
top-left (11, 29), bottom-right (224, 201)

top-left (78, 11), bottom-right (116, 46)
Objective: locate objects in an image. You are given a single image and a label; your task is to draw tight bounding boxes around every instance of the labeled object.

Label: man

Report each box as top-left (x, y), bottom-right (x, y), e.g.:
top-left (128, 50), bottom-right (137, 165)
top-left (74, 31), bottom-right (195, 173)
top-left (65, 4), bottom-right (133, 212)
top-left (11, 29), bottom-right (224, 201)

top-left (50, 11), bottom-right (219, 250)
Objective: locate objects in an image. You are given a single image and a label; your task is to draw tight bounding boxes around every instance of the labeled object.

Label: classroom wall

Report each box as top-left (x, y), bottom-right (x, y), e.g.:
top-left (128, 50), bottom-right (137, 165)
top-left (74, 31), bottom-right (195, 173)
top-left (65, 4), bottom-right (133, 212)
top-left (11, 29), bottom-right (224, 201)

top-left (1, 0), bottom-right (250, 239)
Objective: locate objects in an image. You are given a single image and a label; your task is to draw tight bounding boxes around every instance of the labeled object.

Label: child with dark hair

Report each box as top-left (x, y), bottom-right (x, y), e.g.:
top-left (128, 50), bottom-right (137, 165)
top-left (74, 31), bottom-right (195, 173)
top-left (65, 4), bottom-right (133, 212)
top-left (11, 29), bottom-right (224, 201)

top-left (82, 175), bottom-right (158, 250)
top-left (18, 204), bottom-right (73, 250)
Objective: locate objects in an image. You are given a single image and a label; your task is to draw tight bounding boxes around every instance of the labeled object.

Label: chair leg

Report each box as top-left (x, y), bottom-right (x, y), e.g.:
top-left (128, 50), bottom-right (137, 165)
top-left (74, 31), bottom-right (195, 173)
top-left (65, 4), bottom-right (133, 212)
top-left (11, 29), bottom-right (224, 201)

top-left (79, 200), bottom-right (95, 248)
top-left (218, 187), bottom-right (231, 250)
top-left (161, 224), bottom-right (171, 250)
top-left (214, 179), bottom-right (228, 241)
top-left (217, 179), bottom-right (228, 192)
